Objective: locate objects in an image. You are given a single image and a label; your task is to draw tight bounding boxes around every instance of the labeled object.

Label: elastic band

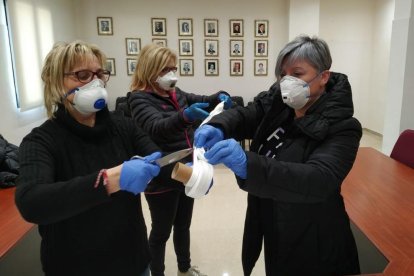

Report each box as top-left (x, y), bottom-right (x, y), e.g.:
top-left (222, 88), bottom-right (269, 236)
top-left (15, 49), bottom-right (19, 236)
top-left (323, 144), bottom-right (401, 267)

top-left (94, 169), bottom-right (108, 188)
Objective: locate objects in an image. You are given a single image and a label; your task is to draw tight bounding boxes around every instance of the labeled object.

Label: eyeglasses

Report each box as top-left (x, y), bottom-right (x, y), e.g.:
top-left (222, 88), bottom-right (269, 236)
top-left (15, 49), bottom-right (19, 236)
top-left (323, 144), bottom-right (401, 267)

top-left (160, 66), bottom-right (178, 74)
top-left (64, 70), bottom-right (110, 84)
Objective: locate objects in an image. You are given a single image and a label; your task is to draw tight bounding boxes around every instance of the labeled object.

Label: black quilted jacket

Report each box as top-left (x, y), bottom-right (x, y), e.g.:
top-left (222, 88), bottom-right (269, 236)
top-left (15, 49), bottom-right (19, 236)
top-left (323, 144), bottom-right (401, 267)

top-left (206, 72), bottom-right (362, 275)
top-left (0, 134), bottom-right (19, 188)
top-left (128, 87), bottom-right (228, 193)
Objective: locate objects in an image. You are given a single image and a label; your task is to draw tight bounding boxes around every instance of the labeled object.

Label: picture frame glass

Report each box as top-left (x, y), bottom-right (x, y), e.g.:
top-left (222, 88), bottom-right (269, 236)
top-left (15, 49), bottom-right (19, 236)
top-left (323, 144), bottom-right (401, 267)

top-left (105, 58), bottom-right (116, 76)
top-left (178, 19), bottom-right (193, 36)
top-left (127, 59), bottom-right (137, 75)
top-left (179, 39), bottom-right (193, 56)
top-left (255, 40), bottom-right (268, 57)
top-left (230, 40), bottom-right (243, 57)
top-left (205, 59), bottom-right (218, 76)
top-left (152, 18), bottom-right (166, 36)
top-left (126, 38), bottom-right (141, 56)
top-left (204, 19), bottom-right (218, 37)
top-left (255, 59), bottom-right (268, 76)
top-left (97, 17), bottom-right (113, 35)
top-left (230, 19), bottom-right (243, 37)
top-left (205, 39), bottom-right (218, 56)
top-left (179, 59), bottom-right (194, 76)
top-left (152, 39), bottom-right (167, 47)
top-left (230, 59), bottom-right (243, 76)
top-left (255, 20), bottom-right (269, 37)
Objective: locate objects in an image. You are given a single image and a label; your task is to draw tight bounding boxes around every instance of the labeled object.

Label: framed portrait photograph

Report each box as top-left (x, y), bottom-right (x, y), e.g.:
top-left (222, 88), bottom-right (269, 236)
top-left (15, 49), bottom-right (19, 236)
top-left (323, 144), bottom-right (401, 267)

top-left (204, 19), bottom-right (218, 37)
top-left (105, 58), bottom-right (116, 76)
top-left (254, 59), bottom-right (268, 76)
top-left (205, 39), bottom-right (219, 57)
top-left (230, 39), bottom-right (243, 57)
top-left (255, 20), bottom-right (269, 37)
top-left (205, 59), bottom-right (219, 76)
top-left (178, 18), bottom-right (193, 36)
top-left (152, 18), bottom-right (167, 36)
top-left (179, 39), bottom-right (193, 56)
top-left (125, 38), bottom-right (141, 56)
top-left (97, 17), bottom-right (113, 35)
top-left (179, 59), bottom-right (194, 76)
top-left (255, 40), bottom-right (268, 57)
top-left (230, 59), bottom-right (243, 76)
top-left (127, 58), bottom-right (137, 76)
top-left (230, 19), bottom-right (243, 37)
top-left (152, 38), bottom-right (167, 47)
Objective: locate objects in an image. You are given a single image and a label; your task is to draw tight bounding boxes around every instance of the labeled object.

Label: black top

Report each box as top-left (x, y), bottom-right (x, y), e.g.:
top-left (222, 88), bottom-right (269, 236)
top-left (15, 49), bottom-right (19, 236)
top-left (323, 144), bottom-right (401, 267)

top-left (207, 72), bottom-right (362, 275)
top-left (15, 105), bottom-right (160, 276)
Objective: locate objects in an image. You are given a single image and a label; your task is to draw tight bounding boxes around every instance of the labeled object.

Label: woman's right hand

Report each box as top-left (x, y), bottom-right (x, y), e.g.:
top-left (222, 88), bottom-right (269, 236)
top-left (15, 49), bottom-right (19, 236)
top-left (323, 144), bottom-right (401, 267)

top-left (106, 152), bottom-right (161, 195)
top-left (183, 102), bottom-right (210, 121)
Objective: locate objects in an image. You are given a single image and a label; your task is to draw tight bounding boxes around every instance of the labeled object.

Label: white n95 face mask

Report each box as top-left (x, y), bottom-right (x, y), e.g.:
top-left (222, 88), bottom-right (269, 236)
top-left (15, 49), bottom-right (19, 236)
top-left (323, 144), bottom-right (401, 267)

top-left (65, 79), bottom-right (108, 115)
top-left (280, 75), bottom-right (311, 110)
top-left (156, 71), bottom-right (178, 91)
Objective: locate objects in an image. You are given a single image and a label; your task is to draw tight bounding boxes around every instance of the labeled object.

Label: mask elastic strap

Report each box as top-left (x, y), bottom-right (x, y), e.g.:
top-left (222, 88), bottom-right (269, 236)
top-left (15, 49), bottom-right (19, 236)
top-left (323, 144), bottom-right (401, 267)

top-left (63, 87), bottom-right (79, 99)
top-left (303, 72), bottom-right (324, 88)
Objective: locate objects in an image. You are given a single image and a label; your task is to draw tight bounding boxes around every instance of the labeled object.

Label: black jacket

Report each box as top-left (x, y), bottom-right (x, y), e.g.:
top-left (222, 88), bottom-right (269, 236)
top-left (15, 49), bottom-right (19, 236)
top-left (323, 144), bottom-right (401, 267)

top-left (207, 72), bottom-right (362, 275)
top-left (0, 134), bottom-right (19, 188)
top-left (15, 106), bottom-right (159, 276)
top-left (128, 87), bottom-right (228, 193)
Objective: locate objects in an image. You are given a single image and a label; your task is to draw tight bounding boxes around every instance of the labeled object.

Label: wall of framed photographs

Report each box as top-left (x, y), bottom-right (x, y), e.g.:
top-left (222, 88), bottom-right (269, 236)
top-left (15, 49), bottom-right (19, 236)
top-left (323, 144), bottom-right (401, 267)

top-left (97, 19), bottom-right (273, 82)
top-left (98, 16), bottom-right (274, 79)
top-left (81, 0), bottom-right (293, 110)
top-left (148, 17), bottom-right (272, 77)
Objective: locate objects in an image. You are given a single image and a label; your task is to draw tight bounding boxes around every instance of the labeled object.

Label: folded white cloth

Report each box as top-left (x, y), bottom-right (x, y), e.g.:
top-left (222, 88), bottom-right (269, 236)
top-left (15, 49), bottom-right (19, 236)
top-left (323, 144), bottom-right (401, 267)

top-left (184, 102), bottom-right (225, 198)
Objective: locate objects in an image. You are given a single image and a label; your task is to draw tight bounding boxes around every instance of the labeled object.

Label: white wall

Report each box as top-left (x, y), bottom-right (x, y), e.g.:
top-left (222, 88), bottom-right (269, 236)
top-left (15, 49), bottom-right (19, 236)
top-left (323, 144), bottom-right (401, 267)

top-left (288, 0), bottom-right (394, 134)
top-left (320, 0), bottom-right (374, 129)
top-left (289, 0), bottom-right (320, 39)
top-left (382, 0), bottom-right (414, 154)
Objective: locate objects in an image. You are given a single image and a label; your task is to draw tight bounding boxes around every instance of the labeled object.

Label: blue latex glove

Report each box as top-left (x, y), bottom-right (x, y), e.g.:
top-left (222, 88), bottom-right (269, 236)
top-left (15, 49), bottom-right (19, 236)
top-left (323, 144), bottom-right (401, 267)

top-left (204, 139), bottom-right (247, 179)
top-left (194, 125), bottom-right (224, 149)
top-left (218, 93), bottom-right (232, 109)
top-left (184, 102), bottom-right (210, 121)
top-left (120, 152), bottom-right (161, 195)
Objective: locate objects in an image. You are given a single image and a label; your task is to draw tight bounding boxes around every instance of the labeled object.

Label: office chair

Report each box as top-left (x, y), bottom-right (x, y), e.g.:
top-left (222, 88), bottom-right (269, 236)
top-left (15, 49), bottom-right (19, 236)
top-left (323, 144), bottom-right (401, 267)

top-left (390, 129), bottom-right (414, 169)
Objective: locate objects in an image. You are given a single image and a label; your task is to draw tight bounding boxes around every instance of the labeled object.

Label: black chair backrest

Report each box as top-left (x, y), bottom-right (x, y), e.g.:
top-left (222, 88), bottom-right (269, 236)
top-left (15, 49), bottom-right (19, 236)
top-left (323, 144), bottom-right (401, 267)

top-left (115, 92), bottom-right (132, 117)
top-left (231, 96), bottom-right (244, 107)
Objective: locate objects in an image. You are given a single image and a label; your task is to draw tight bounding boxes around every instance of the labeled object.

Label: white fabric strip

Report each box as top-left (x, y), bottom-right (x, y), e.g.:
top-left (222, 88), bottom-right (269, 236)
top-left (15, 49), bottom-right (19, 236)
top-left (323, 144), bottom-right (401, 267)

top-left (184, 102), bottom-right (225, 198)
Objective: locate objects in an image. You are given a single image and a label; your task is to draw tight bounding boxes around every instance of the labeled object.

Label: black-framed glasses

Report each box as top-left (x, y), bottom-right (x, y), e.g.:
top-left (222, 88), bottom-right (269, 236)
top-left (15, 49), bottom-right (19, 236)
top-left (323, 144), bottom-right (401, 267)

top-left (64, 70), bottom-right (111, 84)
top-left (160, 66), bottom-right (178, 74)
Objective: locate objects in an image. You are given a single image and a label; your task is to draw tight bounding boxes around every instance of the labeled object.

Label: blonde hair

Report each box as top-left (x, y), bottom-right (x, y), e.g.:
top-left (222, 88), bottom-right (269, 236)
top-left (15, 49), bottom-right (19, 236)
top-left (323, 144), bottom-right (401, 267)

top-left (130, 44), bottom-right (177, 92)
top-left (41, 40), bottom-right (106, 118)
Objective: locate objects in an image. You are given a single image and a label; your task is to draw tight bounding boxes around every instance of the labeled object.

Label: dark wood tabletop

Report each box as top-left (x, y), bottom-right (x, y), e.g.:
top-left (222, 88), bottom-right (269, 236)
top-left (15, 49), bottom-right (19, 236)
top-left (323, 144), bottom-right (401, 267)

top-left (0, 187), bottom-right (33, 259)
top-left (342, 147), bottom-right (414, 275)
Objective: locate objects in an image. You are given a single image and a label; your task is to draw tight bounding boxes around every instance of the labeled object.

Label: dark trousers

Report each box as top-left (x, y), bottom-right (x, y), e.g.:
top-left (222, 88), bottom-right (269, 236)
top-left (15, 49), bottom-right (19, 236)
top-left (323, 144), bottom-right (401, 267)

top-left (145, 190), bottom-right (194, 276)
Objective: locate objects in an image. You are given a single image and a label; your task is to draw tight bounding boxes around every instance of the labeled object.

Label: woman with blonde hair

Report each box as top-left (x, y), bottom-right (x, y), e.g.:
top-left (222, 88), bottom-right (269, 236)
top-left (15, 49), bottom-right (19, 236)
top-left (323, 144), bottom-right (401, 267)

top-left (16, 40), bottom-right (162, 276)
top-left (128, 43), bottom-right (232, 276)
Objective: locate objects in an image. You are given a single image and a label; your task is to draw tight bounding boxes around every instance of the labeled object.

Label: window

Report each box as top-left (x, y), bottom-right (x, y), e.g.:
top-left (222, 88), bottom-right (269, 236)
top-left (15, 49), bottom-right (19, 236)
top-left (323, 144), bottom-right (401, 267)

top-left (1, 0), bottom-right (18, 107)
top-left (3, 0), bottom-right (53, 111)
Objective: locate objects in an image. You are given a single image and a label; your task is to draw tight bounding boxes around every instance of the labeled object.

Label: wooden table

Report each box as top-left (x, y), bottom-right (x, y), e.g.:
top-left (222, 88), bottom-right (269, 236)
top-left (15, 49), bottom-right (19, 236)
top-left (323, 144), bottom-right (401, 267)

top-left (342, 147), bottom-right (414, 275)
top-left (0, 187), bottom-right (33, 259)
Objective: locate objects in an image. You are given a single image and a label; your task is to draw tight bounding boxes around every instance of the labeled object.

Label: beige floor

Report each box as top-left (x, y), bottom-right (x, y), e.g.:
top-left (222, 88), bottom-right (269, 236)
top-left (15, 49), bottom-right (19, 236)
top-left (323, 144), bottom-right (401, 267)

top-left (142, 129), bottom-right (383, 276)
